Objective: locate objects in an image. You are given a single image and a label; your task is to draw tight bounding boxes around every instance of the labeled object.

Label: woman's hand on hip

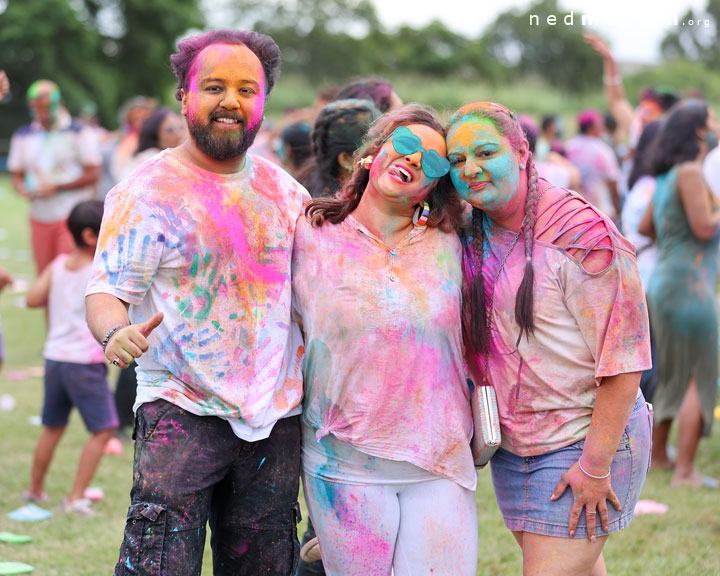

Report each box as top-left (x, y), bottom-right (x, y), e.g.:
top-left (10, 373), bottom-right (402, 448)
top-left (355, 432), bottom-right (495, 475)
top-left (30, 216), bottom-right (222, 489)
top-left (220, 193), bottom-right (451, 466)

top-left (550, 461), bottom-right (622, 542)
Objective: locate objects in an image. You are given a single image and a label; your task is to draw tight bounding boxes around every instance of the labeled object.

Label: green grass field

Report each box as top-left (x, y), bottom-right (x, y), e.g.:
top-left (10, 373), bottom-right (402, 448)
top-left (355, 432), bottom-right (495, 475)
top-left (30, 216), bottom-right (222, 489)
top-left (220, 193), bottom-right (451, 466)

top-left (0, 174), bottom-right (718, 575)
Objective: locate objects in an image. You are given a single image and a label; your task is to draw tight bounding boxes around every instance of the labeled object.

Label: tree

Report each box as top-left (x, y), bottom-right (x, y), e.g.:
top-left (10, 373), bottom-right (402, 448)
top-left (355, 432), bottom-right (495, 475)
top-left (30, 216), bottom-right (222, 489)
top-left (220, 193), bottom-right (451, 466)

top-left (213, 0), bottom-right (381, 82)
top-left (214, 0), bottom-right (378, 35)
top-left (661, 0), bottom-right (719, 66)
top-left (482, 0), bottom-right (601, 92)
top-left (82, 0), bottom-right (204, 105)
top-left (0, 0), bottom-right (203, 135)
top-left (212, 0), bottom-right (504, 86)
top-left (0, 0), bottom-right (105, 137)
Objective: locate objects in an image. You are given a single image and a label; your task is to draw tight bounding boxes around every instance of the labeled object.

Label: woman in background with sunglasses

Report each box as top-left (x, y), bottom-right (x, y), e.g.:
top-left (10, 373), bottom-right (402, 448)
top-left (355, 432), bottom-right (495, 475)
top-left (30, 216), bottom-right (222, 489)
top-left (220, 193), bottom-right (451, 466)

top-left (291, 103), bottom-right (476, 575)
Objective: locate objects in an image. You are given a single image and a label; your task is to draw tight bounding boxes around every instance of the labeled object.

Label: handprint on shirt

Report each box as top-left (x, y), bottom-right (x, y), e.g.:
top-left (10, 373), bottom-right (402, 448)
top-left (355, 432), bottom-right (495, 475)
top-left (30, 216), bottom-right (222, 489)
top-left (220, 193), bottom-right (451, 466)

top-left (177, 249), bottom-right (227, 320)
top-left (101, 227), bottom-right (155, 289)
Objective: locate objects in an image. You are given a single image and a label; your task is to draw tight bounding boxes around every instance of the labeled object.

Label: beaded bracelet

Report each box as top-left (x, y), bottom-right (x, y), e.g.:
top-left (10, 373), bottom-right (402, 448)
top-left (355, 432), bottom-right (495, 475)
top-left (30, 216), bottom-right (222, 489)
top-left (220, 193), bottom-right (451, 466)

top-left (602, 75), bottom-right (622, 86)
top-left (101, 325), bottom-right (128, 354)
top-left (578, 458), bottom-right (611, 479)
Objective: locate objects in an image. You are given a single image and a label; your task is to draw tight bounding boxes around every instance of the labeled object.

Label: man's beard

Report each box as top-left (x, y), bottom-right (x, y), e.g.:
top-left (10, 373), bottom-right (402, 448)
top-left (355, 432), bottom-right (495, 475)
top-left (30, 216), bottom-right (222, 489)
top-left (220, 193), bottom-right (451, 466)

top-left (189, 112), bottom-right (261, 161)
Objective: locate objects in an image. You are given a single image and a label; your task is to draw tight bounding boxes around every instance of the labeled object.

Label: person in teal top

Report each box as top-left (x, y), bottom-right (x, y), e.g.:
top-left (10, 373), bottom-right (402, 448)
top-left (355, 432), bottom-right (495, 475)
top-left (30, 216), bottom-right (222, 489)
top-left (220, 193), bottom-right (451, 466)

top-left (639, 99), bottom-right (720, 488)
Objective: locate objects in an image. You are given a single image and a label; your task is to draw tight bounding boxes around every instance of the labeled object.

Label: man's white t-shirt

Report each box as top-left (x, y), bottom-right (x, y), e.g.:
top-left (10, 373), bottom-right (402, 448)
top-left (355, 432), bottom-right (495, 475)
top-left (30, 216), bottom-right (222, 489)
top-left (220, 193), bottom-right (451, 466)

top-left (87, 149), bottom-right (310, 441)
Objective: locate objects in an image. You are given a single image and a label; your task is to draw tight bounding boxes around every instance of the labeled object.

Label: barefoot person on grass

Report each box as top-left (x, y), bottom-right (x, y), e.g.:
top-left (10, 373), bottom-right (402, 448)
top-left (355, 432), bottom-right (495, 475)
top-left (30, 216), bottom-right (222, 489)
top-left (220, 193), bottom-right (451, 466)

top-left (639, 99), bottom-right (720, 488)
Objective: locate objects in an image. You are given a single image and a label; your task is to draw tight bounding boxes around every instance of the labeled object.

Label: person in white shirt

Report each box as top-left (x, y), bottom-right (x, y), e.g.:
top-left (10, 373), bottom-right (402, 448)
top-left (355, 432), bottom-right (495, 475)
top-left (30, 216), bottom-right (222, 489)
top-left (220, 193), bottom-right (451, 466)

top-left (8, 80), bottom-right (101, 273)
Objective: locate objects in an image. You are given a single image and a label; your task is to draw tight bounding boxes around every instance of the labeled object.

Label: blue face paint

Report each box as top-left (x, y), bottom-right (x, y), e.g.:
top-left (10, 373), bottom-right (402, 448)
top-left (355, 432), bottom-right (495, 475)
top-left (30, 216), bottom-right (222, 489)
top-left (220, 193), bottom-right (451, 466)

top-left (446, 118), bottom-right (521, 212)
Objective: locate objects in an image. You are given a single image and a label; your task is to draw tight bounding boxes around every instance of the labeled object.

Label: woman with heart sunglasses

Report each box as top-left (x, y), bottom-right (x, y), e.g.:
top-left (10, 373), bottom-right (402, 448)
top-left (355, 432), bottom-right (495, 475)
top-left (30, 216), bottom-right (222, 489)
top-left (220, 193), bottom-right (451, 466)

top-left (291, 103), bottom-right (477, 575)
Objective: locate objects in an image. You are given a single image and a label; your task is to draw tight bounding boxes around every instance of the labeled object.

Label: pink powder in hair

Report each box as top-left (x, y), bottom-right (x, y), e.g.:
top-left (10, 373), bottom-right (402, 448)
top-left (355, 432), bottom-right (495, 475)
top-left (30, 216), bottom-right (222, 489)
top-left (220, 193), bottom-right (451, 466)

top-left (577, 109), bottom-right (603, 127)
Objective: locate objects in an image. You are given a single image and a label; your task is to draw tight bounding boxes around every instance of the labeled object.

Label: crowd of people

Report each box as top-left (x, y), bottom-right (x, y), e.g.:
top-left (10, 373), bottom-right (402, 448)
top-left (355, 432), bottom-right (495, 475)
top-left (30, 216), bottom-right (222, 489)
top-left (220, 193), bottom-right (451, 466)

top-left (0, 24), bottom-right (718, 576)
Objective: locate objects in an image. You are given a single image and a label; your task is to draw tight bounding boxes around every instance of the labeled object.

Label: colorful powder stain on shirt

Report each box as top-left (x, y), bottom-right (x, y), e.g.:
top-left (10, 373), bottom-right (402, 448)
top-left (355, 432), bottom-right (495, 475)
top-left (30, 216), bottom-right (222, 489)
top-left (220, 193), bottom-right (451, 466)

top-left (292, 214), bottom-right (476, 490)
top-left (463, 182), bottom-right (651, 456)
top-left (87, 149), bottom-right (309, 430)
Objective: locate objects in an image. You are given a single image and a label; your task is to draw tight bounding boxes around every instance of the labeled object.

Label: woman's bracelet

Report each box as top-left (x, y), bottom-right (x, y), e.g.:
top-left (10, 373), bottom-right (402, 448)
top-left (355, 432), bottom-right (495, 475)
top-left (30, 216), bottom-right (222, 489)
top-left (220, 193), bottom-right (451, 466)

top-left (578, 458), bottom-right (611, 479)
top-left (101, 325), bottom-right (128, 353)
top-left (603, 75), bottom-right (622, 86)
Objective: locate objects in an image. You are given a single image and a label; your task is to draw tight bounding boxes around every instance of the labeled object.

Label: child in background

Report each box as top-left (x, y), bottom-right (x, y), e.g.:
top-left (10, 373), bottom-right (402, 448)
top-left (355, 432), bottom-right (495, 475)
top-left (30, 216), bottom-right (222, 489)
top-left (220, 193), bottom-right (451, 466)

top-left (24, 200), bottom-right (118, 515)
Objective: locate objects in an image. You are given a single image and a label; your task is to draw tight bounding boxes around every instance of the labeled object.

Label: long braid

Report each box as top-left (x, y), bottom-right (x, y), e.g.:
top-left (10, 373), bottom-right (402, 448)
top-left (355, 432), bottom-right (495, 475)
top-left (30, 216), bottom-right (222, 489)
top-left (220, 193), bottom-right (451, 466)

top-left (470, 207), bottom-right (489, 353)
top-left (309, 108), bottom-right (338, 197)
top-left (514, 152), bottom-right (539, 341)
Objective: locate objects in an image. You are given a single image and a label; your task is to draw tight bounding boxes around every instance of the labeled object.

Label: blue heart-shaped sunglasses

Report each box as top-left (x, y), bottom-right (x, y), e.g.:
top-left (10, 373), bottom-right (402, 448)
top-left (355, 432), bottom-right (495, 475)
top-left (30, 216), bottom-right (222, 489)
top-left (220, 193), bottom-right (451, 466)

top-left (383, 126), bottom-right (450, 179)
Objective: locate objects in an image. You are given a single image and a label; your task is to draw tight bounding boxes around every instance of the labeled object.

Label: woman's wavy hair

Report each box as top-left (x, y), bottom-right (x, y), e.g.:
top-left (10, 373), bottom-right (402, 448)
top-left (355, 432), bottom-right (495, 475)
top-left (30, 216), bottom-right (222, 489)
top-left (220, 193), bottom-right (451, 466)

top-left (306, 103), bottom-right (465, 233)
top-left (652, 99), bottom-right (708, 176)
top-left (447, 102), bottom-right (538, 354)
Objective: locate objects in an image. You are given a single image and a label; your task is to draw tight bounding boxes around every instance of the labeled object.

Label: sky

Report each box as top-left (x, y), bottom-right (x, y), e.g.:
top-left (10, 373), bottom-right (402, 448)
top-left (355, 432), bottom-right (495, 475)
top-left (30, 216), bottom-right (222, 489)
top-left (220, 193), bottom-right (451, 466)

top-left (372, 0), bottom-right (710, 63)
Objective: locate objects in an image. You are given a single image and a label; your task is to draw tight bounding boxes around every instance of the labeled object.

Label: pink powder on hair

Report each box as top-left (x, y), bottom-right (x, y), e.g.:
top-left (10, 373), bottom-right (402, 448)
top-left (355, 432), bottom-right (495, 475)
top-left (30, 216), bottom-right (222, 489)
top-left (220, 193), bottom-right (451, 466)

top-left (249, 73), bottom-right (266, 131)
top-left (185, 58), bottom-right (201, 128)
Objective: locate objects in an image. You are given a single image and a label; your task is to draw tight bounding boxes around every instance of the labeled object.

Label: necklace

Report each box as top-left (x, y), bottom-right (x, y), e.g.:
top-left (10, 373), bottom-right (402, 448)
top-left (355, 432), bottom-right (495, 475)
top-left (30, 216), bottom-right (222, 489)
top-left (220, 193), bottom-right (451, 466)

top-left (482, 214), bottom-right (525, 384)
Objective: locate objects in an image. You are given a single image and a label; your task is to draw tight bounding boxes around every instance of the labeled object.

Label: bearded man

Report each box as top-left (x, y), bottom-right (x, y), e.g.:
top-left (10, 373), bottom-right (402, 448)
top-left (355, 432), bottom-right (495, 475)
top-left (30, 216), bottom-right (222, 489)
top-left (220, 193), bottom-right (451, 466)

top-left (86, 30), bottom-right (309, 575)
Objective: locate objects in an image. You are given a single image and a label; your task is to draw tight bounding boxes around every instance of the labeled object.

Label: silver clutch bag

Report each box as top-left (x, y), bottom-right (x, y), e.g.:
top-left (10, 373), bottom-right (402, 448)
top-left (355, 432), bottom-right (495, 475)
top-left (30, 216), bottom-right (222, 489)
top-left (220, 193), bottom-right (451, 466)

top-left (469, 381), bottom-right (501, 468)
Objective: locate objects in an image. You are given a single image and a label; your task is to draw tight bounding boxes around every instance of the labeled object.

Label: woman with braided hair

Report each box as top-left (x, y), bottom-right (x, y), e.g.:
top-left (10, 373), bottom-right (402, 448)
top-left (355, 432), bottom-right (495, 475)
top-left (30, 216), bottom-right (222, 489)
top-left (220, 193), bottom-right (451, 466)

top-left (446, 102), bottom-right (652, 576)
top-left (298, 98), bottom-right (381, 198)
top-left (292, 103), bottom-right (476, 575)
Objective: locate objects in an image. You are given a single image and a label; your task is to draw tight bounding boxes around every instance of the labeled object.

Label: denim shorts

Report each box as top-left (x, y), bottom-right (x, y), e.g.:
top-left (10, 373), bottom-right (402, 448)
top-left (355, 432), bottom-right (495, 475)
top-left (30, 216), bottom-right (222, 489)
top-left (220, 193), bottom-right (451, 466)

top-left (42, 360), bottom-right (119, 433)
top-left (490, 393), bottom-right (652, 539)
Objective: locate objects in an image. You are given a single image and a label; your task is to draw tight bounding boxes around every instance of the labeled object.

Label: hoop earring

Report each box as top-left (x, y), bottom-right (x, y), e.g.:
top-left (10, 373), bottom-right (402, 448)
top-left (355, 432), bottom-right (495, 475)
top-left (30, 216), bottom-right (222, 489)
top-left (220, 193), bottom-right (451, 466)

top-left (413, 201), bottom-right (430, 227)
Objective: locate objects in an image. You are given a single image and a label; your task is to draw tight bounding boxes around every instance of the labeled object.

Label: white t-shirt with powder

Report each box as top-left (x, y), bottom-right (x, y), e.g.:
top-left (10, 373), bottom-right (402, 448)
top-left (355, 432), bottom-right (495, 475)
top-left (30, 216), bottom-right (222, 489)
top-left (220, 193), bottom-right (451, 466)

top-left (87, 149), bottom-right (310, 441)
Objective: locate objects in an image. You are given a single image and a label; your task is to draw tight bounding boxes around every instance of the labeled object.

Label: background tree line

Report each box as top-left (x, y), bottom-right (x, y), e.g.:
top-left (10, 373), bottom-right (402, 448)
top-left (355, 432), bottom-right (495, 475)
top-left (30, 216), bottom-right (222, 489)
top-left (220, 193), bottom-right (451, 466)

top-left (1, 0), bottom-right (720, 138)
